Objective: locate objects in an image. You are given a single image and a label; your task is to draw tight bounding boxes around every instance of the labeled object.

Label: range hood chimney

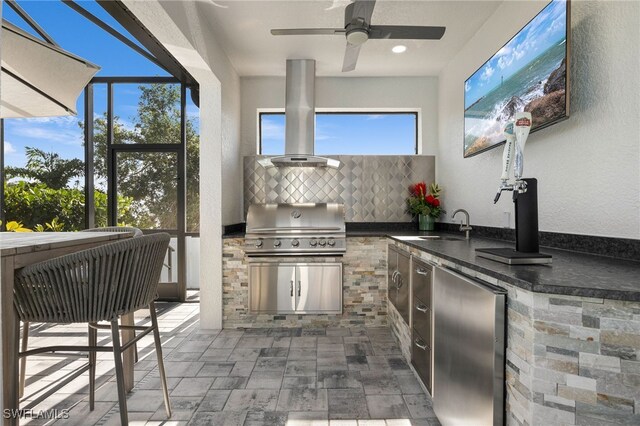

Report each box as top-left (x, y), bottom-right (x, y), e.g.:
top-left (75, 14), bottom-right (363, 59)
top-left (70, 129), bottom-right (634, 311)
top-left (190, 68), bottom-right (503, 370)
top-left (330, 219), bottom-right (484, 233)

top-left (270, 59), bottom-right (340, 168)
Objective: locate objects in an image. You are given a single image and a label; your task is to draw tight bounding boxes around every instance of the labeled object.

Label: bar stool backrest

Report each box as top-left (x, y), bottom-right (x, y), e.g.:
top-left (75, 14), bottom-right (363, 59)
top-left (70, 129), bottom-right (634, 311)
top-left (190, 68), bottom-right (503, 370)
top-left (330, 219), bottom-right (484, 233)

top-left (13, 233), bottom-right (170, 324)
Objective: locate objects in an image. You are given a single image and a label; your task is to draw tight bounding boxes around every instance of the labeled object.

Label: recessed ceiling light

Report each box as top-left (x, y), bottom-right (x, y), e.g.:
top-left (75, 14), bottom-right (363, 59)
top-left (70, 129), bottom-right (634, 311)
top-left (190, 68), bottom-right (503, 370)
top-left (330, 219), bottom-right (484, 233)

top-left (392, 45), bottom-right (407, 53)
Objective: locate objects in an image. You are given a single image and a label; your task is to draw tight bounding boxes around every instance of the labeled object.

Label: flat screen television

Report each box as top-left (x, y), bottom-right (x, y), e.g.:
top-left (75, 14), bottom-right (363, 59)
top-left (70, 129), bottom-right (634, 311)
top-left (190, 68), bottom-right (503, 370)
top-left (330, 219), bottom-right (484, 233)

top-left (463, 0), bottom-right (570, 158)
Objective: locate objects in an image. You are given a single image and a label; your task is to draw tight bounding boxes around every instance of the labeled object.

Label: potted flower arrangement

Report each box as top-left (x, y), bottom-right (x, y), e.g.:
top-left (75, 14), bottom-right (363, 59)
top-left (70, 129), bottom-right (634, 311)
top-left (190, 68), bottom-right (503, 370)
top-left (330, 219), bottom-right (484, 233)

top-left (407, 182), bottom-right (444, 231)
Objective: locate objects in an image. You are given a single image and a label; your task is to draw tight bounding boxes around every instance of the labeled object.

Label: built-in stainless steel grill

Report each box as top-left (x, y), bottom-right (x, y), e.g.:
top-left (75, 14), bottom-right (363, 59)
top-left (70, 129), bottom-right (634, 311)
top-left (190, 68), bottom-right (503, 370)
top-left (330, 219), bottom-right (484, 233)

top-left (245, 203), bottom-right (346, 256)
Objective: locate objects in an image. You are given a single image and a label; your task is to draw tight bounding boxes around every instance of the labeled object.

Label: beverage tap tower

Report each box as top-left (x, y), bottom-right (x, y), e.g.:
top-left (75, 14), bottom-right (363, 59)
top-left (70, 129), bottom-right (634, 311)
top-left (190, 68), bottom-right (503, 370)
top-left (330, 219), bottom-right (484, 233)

top-left (477, 112), bottom-right (552, 265)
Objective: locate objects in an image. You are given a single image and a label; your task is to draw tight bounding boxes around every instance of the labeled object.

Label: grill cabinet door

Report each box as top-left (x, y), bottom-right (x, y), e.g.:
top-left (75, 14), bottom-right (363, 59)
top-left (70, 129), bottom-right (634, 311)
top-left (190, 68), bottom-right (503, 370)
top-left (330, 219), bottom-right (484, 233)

top-left (295, 264), bottom-right (342, 314)
top-left (388, 246), bottom-right (399, 311)
top-left (249, 264), bottom-right (296, 313)
top-left (396, 249), bottom-right (411, 325)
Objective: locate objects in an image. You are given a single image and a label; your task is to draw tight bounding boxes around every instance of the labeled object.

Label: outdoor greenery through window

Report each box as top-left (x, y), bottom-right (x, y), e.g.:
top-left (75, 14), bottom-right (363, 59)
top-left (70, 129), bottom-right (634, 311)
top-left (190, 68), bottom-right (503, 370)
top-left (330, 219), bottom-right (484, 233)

top-left (259, 112), bottom-right (418, 155)
top-left (3, 83), bottom-right (200, 232)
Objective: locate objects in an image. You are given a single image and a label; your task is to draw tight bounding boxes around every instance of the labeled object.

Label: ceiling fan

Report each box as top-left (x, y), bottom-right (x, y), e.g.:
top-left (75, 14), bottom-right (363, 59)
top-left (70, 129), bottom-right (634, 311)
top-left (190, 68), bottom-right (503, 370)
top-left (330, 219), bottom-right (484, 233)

top-left (270, 0), bottom-right (446, 72)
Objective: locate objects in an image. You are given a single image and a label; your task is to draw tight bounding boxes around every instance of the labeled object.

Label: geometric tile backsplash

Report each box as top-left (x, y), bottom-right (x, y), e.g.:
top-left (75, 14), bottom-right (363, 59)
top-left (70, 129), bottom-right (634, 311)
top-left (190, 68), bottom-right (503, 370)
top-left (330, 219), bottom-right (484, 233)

top-left (244, 155), bottom-right (435, 222)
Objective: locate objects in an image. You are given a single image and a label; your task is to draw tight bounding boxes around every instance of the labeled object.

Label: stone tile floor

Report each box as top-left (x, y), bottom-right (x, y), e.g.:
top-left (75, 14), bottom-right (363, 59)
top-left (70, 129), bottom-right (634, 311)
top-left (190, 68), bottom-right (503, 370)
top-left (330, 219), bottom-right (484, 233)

top-left (20, 297), bottom-right (438, 425)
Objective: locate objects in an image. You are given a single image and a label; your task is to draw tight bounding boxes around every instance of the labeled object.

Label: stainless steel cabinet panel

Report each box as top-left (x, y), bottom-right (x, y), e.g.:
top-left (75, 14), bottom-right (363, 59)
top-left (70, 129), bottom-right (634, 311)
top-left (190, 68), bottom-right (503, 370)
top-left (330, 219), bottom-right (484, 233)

top-left (412, 301), bottom-right (431, 344)
top-left (433, 266), bottom-right (506, 426)
top-left (388, 245), bottom-right (410, 325)
top-left (412, 331), bottom-right (432, 394)
top-left (249, 263), bottom-right (342, 314)
top-left (396, 250), bottom-right (411, 324)
top-left (411, 257), bottom-right (433, 394)
top-left (249, 264), bottom-right (296, 313)
top-left (296, 264), bottom-right (342, 314)
top-left (412, 259), bottom-right (432, 306)
top-left (387, 246), bottom-right (399, 310)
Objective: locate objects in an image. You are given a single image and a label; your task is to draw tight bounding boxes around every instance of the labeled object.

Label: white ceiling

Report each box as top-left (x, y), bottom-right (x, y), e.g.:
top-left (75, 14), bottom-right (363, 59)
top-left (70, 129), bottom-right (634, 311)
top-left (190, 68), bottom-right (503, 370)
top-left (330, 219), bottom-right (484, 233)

top-left (200, 0), bottom-right (503, 77)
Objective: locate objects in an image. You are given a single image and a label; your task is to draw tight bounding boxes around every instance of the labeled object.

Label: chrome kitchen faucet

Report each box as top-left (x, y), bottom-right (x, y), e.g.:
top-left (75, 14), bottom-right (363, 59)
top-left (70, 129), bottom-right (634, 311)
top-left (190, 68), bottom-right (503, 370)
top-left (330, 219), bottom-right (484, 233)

top-left (452, 209), bottom-right (472, 240)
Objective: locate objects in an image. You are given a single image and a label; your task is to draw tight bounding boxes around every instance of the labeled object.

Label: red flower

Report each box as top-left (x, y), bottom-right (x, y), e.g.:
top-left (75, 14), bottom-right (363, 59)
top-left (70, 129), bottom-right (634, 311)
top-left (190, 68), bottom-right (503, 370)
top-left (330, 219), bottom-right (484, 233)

top-left (411, 182), bottom-right (427, 197)
top-left (426, 195), bottom-right (435, 204)
top-left (432, 198), bottom-right (440, 207)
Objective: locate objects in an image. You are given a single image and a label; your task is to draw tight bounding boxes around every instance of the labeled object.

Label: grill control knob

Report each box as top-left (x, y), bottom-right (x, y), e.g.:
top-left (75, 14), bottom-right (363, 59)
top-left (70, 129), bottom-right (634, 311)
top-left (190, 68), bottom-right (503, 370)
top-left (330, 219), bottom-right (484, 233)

top-left (318, 239), bottom-right (327, 247)
top-left (255, 239), bottom-right (263, 248)
top-left (309, 239), bottom-right (318, 247)
top-left (291, 239), bottom-right (300, 247)
top-left (327, 238), bottom-right (336, 247)
top-left (273, 240), bottom-right (281, 248)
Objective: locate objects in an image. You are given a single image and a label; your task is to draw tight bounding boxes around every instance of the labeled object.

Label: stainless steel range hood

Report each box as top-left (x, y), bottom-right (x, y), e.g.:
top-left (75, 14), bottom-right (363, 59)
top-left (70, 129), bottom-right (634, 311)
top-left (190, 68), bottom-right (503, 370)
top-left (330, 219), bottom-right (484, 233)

top-left (270, 60), bottom-right (340, 168)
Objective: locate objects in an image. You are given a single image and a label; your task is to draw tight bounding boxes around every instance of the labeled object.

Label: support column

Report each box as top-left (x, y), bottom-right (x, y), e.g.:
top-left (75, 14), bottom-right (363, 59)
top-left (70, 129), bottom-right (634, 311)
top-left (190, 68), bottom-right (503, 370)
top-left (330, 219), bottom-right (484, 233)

top-left (199, 80), bottom-right (223, 329)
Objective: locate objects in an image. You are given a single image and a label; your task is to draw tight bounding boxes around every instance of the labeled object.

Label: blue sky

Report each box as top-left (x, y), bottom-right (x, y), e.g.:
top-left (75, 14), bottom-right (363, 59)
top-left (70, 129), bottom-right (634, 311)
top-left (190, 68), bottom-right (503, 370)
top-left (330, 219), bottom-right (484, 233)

top-left (3, 1), bottom-right (414, 169)
top-left (2, 1), bottom-right (197, 170)
top-left (464, 0), bottom-right (566, 106)
top-left (261, 113), bottom-right (417, 155)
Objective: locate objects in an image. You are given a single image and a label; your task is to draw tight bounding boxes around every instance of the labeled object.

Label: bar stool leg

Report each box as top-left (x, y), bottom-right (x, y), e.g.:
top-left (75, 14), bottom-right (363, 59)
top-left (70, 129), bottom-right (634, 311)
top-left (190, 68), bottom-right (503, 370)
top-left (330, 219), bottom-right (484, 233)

top-left (19, 321), bottom-right (29, 398)
top-left (110, 319), bottom-right (129, 425)
top-left (88, 323), bottom-right (97, 411)
top-left (149, 301), bottom-right (171, 418)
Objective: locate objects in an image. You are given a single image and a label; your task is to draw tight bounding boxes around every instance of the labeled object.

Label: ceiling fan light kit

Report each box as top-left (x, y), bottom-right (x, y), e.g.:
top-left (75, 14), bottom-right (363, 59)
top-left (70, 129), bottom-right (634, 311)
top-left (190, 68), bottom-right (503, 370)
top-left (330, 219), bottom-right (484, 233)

top-left (270, 0), bottom-right (446, 72)
top-left (346, 28), bottom-right (369, 45)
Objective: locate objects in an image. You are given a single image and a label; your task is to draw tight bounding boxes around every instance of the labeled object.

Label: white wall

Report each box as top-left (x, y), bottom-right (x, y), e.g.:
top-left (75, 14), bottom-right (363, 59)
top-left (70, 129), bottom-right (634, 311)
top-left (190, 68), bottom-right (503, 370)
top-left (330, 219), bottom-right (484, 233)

top-left (437, 0), bottom-right (640, 239)
top-left (241, 76), bottom-right (439, 157)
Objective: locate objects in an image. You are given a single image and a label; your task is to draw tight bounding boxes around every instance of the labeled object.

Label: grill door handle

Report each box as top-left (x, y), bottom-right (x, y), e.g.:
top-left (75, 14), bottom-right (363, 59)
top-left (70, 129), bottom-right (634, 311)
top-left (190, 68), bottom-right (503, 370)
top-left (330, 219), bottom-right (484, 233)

top-left (414, 338), bottom-right (428, 351)
top-left (397, 273), bottom-right (403, 288)
top-left (290, 280), bottom-right (294, 297)
top-left (415, 304), bottom-right (428, 313)
top-left (297, 280), bottom-right (301, 297)
top-left (416, 268), bottom-right (429, 276)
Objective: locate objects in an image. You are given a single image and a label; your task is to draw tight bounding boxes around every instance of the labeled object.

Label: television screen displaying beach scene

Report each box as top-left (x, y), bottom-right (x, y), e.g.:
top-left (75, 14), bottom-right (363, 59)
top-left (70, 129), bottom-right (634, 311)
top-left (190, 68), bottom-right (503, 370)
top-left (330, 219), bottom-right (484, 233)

top-left (464, 0), bottom-right (569, 157)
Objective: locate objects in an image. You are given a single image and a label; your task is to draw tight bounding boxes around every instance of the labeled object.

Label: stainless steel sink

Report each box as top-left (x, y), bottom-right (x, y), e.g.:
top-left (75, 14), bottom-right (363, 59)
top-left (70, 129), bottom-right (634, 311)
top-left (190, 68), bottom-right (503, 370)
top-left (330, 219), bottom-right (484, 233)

top-left (392, 235), bottom-right (465, 242)
top-left (419, 236), bottom-right (464, 241)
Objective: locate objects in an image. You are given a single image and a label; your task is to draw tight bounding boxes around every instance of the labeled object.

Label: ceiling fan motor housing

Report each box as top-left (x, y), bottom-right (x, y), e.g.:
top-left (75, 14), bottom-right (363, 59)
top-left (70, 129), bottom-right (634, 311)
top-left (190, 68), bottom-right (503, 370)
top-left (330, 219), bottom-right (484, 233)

top-left (346, 28), bottom-right (369, 45)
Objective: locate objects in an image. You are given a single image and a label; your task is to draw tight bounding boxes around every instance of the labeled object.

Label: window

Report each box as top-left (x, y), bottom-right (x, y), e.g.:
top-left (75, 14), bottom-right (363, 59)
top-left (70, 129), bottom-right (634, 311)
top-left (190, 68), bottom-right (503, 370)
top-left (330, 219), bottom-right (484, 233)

top-left (259, 111), bottom-right (418, 155)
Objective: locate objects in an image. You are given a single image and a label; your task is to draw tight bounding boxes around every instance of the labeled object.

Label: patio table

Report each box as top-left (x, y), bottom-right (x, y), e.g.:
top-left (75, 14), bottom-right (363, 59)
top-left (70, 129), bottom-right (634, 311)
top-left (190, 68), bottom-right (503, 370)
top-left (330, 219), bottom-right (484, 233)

top-left (0, 232), bottom-right (135, 425)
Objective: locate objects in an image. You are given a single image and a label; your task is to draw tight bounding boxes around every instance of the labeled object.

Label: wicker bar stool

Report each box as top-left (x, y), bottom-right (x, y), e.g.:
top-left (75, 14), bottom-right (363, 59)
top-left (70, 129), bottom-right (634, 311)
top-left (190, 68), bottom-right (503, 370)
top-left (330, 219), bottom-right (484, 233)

top-left (19, 226), bottom-right (145, 398)
top-left (14, 233), bottom-right (172, 424)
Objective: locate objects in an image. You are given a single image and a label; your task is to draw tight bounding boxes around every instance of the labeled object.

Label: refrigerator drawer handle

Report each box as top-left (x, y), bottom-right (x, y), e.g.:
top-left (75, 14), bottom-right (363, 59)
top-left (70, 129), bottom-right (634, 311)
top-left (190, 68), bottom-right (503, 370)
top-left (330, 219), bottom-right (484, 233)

top-left (416, 268), bottom-right (429, 276)
top-left (415, 304), bottom-right (428, 313)
top-left (414, 338), bottom-right (428, 351)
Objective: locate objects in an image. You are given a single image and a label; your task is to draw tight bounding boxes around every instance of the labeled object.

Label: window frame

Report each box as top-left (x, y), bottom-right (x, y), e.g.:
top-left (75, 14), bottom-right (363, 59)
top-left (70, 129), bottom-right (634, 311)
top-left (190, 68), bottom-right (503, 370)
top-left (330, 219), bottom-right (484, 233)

top-left (257, 108), bottom-right (421, 155)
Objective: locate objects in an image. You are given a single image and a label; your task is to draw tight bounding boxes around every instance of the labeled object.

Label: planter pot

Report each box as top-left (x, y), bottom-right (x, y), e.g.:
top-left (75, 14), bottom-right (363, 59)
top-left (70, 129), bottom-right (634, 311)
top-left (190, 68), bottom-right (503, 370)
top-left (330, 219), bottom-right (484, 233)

top-left (418, 214), bottom-right (435, 231)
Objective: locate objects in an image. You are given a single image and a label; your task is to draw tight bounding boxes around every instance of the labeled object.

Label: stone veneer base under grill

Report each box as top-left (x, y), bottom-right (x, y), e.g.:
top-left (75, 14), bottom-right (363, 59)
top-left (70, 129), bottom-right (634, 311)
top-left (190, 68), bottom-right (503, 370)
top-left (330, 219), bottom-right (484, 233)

top-left (223, 237), bottom-right (388, 328)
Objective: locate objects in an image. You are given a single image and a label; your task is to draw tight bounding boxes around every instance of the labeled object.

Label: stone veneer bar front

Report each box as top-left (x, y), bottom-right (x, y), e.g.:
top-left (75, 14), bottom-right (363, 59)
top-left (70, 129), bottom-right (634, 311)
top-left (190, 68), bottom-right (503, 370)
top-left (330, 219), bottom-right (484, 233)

top-left (388, 239), bottom-right (640, 426)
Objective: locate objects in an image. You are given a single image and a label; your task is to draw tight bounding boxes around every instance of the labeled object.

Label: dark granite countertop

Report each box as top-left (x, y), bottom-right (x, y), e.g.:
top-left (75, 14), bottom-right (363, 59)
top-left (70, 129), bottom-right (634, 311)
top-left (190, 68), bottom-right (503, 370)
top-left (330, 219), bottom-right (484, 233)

top-left (223, 225), bottom-right (640, 301)
top-left (384, 233), bottom-right (640, 302)
top-left (223, 231), bottom-right (246, 239)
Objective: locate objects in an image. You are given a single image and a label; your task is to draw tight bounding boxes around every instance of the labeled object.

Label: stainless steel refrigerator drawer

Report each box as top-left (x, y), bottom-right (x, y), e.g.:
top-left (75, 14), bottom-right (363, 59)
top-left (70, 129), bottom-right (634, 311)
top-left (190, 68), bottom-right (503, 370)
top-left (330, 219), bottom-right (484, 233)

top-left (412, 259), bottom-right (432, 306)
top-left (433, 266), bottom-right (506, 426)
top-left (412, 328), bottom-right (432, 394)
top-left (412, 297), bottom-right (431, 342)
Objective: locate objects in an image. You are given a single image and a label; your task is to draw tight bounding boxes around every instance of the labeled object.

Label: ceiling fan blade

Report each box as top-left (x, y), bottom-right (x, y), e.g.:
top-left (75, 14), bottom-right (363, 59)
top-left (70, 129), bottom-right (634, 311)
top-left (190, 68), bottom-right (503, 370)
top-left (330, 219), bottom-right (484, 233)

top-left (271, 28), bottom-right (346, 36)
top-left (369, 25), bottom-right (446, 40)
top-left (342, 42), bottom-right (361, 72)
top-left (345, 0), bottom-right (377, 25)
